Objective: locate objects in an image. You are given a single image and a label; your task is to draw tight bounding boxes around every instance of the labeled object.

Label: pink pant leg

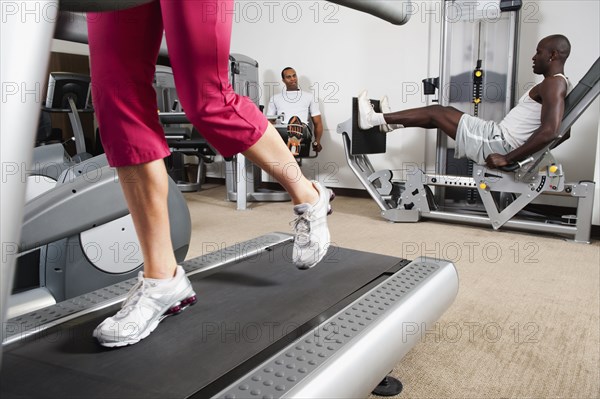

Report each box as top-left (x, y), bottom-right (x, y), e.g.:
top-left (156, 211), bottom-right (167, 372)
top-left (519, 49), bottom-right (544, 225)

top-left (160, 0), bottom-right (268, 157)
top-left (87, 3), bottom-right (170, 167)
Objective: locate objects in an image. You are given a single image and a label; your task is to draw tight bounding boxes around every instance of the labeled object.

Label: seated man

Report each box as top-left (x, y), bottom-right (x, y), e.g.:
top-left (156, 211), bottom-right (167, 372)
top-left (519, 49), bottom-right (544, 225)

top-left (267, 67), bottom-right (324, 154)
top-left (358, 35), bottom-right (572, 170)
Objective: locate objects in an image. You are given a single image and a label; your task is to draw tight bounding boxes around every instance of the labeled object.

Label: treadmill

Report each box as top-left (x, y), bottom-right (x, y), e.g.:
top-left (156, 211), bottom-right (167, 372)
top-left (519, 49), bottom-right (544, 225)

top-left (1, 233), bottom-right (458, 398)
top-left (2, 2), bottom-right (457, 397)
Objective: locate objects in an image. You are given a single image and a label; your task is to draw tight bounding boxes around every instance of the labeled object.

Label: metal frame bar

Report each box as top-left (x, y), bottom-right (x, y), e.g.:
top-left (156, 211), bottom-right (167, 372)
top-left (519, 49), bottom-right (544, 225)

top-left (1, 1), bottom-right (59, 367)
top-left (340, 128), bottom-right (595, 243)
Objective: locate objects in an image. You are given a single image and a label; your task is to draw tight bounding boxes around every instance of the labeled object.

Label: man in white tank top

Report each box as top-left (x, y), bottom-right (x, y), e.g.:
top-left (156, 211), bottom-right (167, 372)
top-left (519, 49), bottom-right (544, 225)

top-left (358, 35), bottom-right (572, 168)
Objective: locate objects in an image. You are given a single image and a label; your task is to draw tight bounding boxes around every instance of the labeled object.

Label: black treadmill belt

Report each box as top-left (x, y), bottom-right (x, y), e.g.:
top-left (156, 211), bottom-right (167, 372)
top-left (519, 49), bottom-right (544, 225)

top-left (1, 246), bottom-right (402, 398)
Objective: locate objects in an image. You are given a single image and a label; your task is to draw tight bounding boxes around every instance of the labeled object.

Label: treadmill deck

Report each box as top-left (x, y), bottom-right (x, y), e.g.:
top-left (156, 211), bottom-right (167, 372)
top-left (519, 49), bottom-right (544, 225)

top-left (1, 234), bottom-right (408, 398)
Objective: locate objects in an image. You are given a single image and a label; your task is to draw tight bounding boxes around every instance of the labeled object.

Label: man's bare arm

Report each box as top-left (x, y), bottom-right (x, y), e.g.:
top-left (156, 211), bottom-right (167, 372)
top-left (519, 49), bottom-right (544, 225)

top-left (312, 115), bottom-right (324, 152)
top-left (486, 77), bottom-right (567, 168)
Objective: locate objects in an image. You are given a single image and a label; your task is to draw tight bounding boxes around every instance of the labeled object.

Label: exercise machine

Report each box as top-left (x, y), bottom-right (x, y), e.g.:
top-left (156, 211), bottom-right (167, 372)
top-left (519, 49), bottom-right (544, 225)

top-left (26, 72), bottom-right (94, 200)
top-left (433, 0), bottom-right (521, 207)
top-left (224, 54), bottom-right (292, 210)
top-left (268, 113), bottom-right (320, 161)
top-left (9, 152), bottom-right (191, 318)
top-left (328, 0), bottom-right (412, 25)
top-left (339, 0), bottom-right (598, 242)
top-left (339, 57), bottom-right (599, 242)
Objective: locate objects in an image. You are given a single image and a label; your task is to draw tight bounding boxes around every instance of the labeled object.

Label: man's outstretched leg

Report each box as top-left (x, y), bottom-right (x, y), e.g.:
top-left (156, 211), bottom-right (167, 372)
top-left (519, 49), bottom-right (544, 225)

top-left (358, 90), bottom-right (463, 138)
top-left (358, 90), bottom-right (513, 165)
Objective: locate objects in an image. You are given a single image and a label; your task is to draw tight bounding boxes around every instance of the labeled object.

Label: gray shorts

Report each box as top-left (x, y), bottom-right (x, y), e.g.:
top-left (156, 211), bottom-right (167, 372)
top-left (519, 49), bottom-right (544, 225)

top-left (454, 114), bottom-right (513, 164)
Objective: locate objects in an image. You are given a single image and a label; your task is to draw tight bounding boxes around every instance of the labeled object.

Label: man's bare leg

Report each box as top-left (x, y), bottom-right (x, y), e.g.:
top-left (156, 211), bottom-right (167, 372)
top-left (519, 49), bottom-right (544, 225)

top-left (358, 91), bottom-right (464, 139)
top-left (382, 105), bottom-right (464, 139)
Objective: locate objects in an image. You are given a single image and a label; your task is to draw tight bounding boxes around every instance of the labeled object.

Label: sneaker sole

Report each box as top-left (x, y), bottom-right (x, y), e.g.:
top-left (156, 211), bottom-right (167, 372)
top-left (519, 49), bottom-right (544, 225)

top-left (97, 292), bottom-right (198, 348)
top-left (327, 190), bottom-right (335, 215)
top-left (358, 120), bottom-right (375, 131)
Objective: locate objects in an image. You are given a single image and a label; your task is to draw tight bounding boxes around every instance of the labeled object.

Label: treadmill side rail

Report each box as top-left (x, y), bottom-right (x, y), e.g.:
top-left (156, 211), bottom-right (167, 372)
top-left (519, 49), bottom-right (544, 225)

top-left (214, 257), bottom-right (459, 398)
top-left (2, 233), bottom-right (293, 345)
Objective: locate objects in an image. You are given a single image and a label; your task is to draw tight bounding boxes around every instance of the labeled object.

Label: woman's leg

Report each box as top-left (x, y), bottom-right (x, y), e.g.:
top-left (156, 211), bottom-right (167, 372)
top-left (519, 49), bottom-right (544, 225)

top-left (116, 160), bottom-right (177, 279)
top-left (161, 0), bottom-right (332, 268)
top-left (88, 3), bottom-right (177, 278)
top-left (242, 124), bottom-right (317, 205)
top-left (88, 3), bottom-right (196, 347)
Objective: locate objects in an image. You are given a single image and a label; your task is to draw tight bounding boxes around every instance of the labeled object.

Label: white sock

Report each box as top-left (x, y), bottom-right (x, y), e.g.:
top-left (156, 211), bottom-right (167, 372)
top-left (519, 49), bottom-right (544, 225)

top-left (371, 112), bottom-right (387, 126)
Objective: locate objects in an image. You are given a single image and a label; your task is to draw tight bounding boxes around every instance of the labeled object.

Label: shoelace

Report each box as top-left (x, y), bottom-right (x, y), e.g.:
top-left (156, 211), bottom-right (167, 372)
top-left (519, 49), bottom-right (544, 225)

top-left (116, 277), bottom-right (149, 316)
top-left (291, 211), bottom-right (313, 246)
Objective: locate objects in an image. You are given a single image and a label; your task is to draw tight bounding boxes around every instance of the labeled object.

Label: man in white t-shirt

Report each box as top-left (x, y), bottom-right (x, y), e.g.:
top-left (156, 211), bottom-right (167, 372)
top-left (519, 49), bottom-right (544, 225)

top-left (267, 67), bottom-right (324, 153)
top-left (358, 35), bottom-right (572, 169)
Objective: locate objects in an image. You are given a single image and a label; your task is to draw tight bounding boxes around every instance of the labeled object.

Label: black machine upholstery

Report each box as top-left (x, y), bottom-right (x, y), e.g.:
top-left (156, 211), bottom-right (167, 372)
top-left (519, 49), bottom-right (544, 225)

top-left (555, 56), bottom-right (600, 144)
top-left (60, 0), bottom-right (153, 12)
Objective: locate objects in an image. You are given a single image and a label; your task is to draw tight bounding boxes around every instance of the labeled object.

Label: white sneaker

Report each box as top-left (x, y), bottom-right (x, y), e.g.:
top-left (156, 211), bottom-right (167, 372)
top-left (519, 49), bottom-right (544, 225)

top-left (292, 181), bottom-right (334, 270)
top-left (379, 95), bottom-right (404, 133)
top-left (357, 90), bottom-right (376, 130)
top-left (93, 266), bottom-right (197, 347)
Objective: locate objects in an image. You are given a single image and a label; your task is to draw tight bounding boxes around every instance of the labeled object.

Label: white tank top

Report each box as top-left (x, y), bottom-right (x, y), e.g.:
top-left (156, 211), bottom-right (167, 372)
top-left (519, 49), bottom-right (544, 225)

top-left (499, 74), bottom-right (571, 149)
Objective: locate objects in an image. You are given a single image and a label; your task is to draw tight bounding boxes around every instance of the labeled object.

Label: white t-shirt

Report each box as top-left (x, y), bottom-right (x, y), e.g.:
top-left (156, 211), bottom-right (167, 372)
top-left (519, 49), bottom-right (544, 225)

top-left (267, 89), bottom-right (321, 124)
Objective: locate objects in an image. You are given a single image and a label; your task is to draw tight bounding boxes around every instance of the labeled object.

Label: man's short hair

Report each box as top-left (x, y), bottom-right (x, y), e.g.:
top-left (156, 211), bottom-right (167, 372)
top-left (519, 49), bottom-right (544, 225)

top-left (545, 34), bottom-right (571, 61)
top-left (281, 67), bottom-right (295, 79)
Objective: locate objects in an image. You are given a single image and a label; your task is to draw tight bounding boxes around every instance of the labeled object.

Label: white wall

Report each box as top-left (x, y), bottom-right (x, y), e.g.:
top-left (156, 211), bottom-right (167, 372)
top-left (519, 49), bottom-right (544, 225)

top-left (594, 122), bottom-right (600, 225)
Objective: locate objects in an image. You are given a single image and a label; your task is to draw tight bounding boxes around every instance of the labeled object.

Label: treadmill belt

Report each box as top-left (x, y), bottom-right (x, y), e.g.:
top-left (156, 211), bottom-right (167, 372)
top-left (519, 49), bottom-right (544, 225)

top-left (0, 245), bottom-right (402, 398)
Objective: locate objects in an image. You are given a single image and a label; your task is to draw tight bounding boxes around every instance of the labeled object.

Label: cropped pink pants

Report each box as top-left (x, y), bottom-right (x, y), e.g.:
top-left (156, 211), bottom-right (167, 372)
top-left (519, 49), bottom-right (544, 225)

top-left (87, 0), bottom-right (267, 167)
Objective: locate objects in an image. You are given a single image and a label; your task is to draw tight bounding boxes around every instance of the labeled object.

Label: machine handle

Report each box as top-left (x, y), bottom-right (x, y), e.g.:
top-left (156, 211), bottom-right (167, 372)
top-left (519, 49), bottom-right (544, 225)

top-left (498, 156), bottom-right (534, 172)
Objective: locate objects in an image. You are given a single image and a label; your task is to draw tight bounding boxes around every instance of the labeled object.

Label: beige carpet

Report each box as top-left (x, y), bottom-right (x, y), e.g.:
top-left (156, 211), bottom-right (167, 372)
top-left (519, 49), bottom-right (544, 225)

top-left (184, 184), bottom-right (600, 399)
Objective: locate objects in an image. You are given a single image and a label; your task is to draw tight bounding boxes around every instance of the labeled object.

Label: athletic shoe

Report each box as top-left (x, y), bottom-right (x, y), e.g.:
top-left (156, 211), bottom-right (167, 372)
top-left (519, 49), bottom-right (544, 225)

top-left (357, 90), bottom-right (376, 130)
top-left (379, 95), bottom-right (404, 132)
top-left (292, 181), bottom-right (334, 270)
top-left (379, 95), bottom-right (392, 133)
top-left (93, 266), bottom-right (197, 347)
